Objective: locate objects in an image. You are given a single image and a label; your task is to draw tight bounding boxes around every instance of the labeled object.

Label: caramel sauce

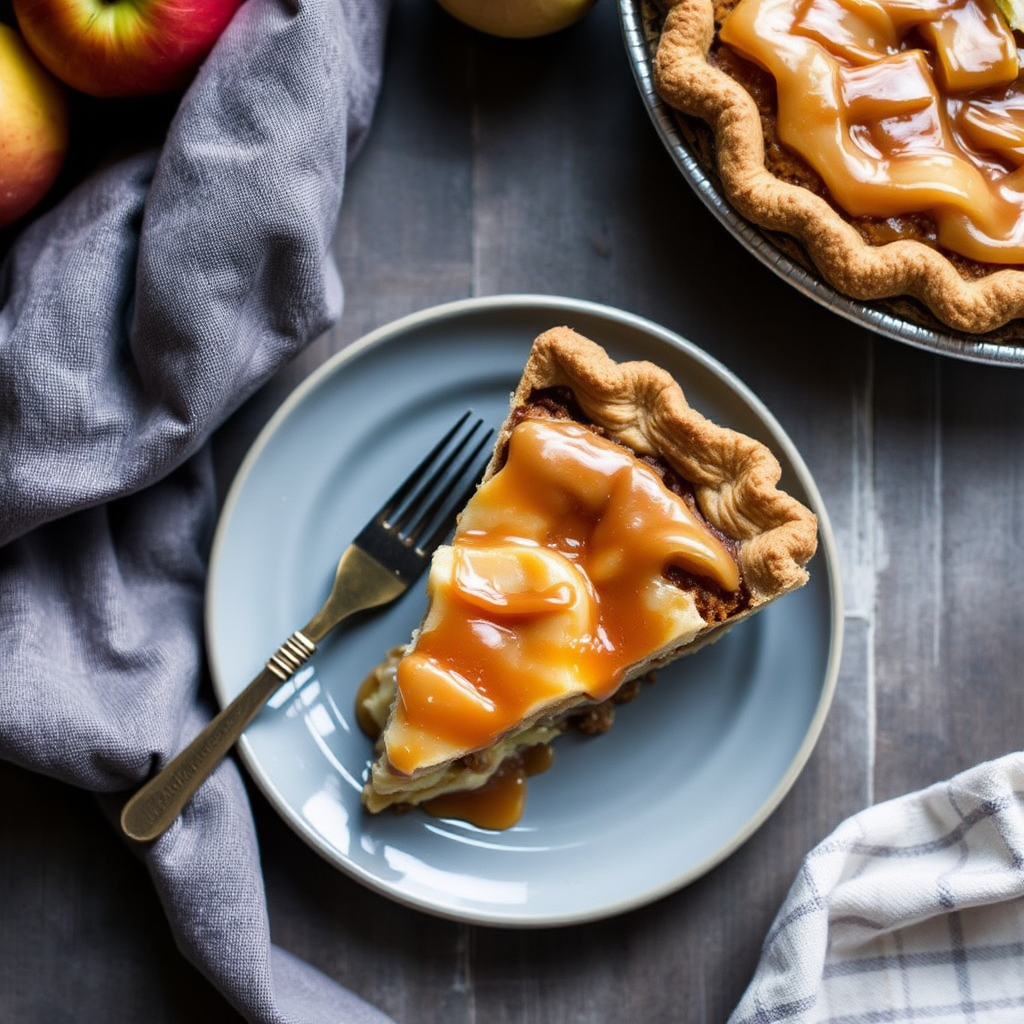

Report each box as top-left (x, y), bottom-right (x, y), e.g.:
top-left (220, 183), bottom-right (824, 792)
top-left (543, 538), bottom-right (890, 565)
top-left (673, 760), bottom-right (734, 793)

top-left (719, 0), bottom-right (1024, 262)
top-left (423, 745), bottom-right (555, 830)
top-left (383, 418), bottom-right (740, 777)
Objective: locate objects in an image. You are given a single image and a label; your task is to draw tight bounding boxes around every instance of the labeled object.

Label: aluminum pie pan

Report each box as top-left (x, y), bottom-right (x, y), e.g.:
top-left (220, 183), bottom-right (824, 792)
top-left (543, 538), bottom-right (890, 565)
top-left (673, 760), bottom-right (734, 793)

top-left (617, 0), bottom-right (1024, 368)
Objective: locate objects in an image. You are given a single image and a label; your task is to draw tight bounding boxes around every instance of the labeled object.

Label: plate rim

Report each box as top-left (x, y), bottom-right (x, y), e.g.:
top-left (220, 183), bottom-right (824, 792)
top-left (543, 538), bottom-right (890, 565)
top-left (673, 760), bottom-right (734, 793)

top-left (207, 293), bottom-right (845, 926)
top-left (615, 0), bottom-right (1024, 369)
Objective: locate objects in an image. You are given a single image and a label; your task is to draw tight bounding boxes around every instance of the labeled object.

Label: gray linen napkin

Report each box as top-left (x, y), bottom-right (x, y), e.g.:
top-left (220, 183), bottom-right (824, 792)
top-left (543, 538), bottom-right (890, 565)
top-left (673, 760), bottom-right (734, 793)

top-left (0, 0), bottom-right (395, 1019)
top-left (730, 750), bottom-right (1024, 1024)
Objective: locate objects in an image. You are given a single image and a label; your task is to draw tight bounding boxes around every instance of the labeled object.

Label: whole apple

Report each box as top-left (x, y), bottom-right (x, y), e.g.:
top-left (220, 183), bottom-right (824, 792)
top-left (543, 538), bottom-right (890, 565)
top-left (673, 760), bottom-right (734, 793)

top-left (0, 23), bottom-right (69, 229)
top-left (13, 0), bottom-right (245, 98)
top-left (435, 0), bottom-right (598, 37)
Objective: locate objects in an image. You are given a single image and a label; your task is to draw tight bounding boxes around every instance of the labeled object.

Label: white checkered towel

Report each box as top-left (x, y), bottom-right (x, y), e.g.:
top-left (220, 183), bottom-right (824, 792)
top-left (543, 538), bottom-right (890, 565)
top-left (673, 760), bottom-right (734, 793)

top-left (730, 751), bottom-right (1024, 1024)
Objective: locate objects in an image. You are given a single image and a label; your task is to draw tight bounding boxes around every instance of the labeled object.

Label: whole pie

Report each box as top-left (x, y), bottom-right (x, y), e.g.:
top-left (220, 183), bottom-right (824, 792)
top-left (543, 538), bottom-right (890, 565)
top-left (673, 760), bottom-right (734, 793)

top-left (358, 327), bottom-right (818, 828)
top-left (652, 0), bottom-right (1024, 334)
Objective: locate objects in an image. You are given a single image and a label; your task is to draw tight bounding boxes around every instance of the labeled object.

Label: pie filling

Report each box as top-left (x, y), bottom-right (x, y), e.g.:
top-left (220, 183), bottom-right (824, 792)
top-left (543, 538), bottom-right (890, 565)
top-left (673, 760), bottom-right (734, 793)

top-left (384, 416), bottom-right (740, 776)
top-left (718, 0), bottom-right (1024, 263)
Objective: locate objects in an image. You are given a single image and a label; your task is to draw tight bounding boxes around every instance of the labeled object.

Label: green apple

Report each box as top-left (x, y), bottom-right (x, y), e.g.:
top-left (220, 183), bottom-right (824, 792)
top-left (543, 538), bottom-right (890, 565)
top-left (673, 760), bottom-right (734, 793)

top-left (435, 0), bottom-right (599, 38)
top-left (0, 23), bottom-right (68, 229)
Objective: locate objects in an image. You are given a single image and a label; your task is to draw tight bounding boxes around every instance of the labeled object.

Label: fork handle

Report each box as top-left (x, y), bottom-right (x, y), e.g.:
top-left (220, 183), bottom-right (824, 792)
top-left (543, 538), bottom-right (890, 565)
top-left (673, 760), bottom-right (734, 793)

top-left (119, 633), bottom-right (315, 843)
top-left (120, 546), bottom-right (408, 843)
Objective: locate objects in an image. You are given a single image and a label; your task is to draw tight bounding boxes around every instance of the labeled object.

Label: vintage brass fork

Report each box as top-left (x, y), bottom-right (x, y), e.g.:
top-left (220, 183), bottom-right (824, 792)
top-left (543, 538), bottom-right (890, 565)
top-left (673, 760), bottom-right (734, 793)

top-left (120, 411), bottom-right (494, 843)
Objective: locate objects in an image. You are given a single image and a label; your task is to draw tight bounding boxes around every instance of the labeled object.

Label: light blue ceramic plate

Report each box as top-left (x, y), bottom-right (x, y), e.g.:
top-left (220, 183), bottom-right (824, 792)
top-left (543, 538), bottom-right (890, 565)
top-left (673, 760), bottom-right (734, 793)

top-left (206, 295), bottom-right (843, 927)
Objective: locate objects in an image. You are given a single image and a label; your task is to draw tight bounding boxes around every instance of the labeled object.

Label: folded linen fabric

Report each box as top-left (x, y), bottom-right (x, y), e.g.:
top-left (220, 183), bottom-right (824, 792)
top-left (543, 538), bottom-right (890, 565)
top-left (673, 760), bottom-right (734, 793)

top-left (0, 0), bottom-right (394, 1020)
top-left (729, 751), bottom-right (1024, 1024)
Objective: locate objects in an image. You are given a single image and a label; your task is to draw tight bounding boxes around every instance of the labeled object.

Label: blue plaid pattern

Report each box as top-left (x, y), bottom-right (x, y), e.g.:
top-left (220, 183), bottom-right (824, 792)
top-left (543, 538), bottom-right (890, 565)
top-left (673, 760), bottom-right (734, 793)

top-left (731, 752), bottom-right (1024, 1024)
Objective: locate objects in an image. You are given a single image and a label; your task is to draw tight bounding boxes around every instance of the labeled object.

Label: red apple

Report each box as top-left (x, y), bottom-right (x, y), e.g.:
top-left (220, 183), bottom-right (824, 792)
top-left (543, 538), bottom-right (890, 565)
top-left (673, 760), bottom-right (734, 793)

top-left (12, 0), bottom-right (245, 98)
top-left (0, 23), bottom-right (69, 228)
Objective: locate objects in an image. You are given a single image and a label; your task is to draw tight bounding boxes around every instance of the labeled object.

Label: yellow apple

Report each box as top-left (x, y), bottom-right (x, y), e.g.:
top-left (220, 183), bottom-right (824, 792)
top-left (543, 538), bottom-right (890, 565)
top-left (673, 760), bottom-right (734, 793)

top-left (0, 24), bottom-right (68, 229)
top-left (435, 0), bottom-right (599, 38)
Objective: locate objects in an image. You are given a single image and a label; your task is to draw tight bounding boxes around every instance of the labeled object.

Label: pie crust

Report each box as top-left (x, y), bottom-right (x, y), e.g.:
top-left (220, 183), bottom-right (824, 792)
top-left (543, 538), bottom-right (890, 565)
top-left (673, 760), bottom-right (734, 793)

top-left (359, 326), bottom-right (818, 816)
top-left (652, 0), bottom-right (1024, 335)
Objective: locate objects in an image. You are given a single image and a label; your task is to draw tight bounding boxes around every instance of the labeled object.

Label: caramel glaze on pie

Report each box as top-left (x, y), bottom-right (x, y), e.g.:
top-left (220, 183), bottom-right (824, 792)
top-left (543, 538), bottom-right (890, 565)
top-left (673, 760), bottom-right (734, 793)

top-left (378, 415), bottom-right (744, 779)
top-left (652, 0), bottom-right (1024, 333)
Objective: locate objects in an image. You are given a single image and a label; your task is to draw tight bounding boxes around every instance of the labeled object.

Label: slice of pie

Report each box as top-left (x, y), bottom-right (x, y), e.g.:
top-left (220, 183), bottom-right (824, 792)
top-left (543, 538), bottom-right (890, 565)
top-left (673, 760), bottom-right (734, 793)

top-left (651, 0), bottom-right (1024, 335)
top-left (358, 326), bottom-right (818, 827)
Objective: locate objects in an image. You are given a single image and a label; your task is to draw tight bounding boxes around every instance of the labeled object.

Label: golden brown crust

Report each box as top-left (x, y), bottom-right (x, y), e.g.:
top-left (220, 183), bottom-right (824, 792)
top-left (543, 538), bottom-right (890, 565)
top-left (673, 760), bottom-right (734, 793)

top-left (652, 0), bottom-right (1024, 335)
top-left (494, 326), bottom-right (817, 604)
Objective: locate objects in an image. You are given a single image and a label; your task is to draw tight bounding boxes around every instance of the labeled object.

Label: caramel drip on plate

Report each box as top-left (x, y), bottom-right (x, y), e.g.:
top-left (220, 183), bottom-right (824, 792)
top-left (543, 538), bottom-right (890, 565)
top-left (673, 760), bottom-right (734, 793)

top-left (423, 745), bottom-right (555, 830)
top-left (720, 0), bottom-right (1024, 262)
top-left (384, 418), bottom-right (739, 778)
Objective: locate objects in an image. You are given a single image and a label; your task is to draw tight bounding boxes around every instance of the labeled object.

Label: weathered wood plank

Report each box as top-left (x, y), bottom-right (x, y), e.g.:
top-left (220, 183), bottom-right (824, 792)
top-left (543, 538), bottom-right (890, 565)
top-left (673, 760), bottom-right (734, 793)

top-left (0, 761), bottom-right (247, 1022)
top-left (873, 347), bottom-right (1024, 800)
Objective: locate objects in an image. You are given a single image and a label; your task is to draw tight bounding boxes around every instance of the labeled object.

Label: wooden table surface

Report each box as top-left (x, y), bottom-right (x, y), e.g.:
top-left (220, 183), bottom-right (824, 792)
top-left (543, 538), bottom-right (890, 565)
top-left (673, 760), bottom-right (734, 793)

top-left (4, 0), bottom-right (1024, 1020)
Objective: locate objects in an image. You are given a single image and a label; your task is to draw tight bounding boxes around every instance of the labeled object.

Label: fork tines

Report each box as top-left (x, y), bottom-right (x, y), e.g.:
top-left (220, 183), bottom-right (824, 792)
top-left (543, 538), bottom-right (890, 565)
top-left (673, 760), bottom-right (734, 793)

top-left (379, 411), bottom-right (494, 553)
